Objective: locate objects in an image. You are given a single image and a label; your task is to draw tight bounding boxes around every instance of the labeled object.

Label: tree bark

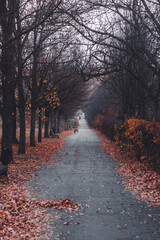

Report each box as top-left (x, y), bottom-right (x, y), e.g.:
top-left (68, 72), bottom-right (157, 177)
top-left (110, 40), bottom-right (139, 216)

top-left (0, 0), bottom-right (16, 163)
top-left (30, 107), bottom-right (36, 146)
top-left (12, 94), bottom-right (19, 144)
top-left (44, 109), bottom-right (49, 138)
top-left (1, 85), bottom-right (14, 163)
top-left (17, 64), bottom-right (26, 153)
top-left (18, 68), bottom-right (26, 153)
top-left (54, 110), bottom-right (59, 133)
top-left (15, 0), bottom-right (26, 154)
top-left (38, 114), bottom-right (42, 142)
top-left (57, 111), bottom-right (61, 133)
top-left (18, 104), bottom-right (26, 153)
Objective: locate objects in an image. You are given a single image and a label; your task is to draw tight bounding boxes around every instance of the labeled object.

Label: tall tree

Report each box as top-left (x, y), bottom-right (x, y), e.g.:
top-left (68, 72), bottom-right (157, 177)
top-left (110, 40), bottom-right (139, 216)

top-left (0, 0), bottom-right (16, 163)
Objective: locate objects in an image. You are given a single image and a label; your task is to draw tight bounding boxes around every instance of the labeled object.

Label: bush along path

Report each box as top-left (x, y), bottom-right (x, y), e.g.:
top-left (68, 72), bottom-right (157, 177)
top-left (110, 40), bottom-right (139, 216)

top-left (29, 118), bottom-right (160, 240)
top-left (0, 130), bottom-right (73, 239)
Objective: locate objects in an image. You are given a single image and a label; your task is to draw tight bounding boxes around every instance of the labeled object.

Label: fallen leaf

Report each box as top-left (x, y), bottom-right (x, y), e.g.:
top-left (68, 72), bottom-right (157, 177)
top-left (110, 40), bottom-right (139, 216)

top-left (62, 222), bottom-right (70, 225)
top-left (75, 222), bottom-right (80, 225)
top-left (122, 226), bottom-right (127, 229)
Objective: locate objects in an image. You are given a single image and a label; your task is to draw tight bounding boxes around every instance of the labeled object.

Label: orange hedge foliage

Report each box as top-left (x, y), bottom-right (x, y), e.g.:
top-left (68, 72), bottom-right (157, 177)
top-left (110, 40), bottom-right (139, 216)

top-left (93, 114), bottom-right (105, 130)
top-left (114, 119), bottom-right (160, 170)
top-left (93, 114), bottom-right (116, 141)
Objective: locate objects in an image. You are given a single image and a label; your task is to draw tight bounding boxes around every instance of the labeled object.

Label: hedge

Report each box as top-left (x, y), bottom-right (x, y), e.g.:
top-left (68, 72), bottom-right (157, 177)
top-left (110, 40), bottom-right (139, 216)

top-left (114, 119), bottom-right (160, 171)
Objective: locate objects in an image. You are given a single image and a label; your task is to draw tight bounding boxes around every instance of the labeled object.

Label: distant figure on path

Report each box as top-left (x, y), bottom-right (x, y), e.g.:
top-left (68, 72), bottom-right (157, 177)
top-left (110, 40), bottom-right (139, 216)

top-left (74, 129), bottom-right (78, 134)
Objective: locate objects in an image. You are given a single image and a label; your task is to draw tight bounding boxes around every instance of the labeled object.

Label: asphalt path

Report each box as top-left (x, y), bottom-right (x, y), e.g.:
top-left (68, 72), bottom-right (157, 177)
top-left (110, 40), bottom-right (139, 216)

top-left (29, 118), bottom-right (160, 240)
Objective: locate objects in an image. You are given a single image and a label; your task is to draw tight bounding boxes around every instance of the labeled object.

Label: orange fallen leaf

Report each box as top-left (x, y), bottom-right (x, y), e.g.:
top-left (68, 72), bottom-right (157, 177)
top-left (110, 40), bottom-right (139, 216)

top-left (122, 226), bottom-right (127, 229)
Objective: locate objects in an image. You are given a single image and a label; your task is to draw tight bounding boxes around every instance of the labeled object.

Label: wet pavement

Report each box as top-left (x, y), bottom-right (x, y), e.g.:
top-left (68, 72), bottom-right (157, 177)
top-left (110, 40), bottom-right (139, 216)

top-left (29, 118), bottom-right (160, 240)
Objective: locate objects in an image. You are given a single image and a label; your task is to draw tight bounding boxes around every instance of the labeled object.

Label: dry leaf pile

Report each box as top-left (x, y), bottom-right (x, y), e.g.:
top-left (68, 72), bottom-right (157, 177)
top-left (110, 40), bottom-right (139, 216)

top-left (0, 184), bottom-right (52, 239)
top-left (95, 130), bottom-right (160, 206)
top-left (37, 199), bottom-right (81, 212)
top-left (0, 130), bottom-right (73, 239)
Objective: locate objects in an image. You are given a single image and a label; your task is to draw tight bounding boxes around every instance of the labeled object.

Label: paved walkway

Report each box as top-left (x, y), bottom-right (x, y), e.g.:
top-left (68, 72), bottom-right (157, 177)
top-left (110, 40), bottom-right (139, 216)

top-left (30, 118), bottom-right (160, 240)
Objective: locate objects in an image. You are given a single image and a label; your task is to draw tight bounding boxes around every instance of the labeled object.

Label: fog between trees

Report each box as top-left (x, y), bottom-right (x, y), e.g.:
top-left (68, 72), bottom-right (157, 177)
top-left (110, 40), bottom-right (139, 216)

top-left (0, 0), bottom-right (159, 162)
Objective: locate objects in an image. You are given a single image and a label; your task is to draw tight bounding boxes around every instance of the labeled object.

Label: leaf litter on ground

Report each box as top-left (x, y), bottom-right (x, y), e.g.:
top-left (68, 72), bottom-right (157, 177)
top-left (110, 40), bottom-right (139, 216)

top-left (94, 130), bottom-right (160, 206)
top-left (0, 130), bottom-right (80, 239)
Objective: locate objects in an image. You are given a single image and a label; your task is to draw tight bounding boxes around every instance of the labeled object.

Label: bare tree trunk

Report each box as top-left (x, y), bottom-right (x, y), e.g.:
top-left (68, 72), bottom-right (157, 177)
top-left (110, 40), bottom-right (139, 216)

top-left (18, 68), bottom-right (26, 153)
top-left (17, 68), bottom-right (26, 153)
top-left (50, 110), bottom-right (54, 129)
top-left (55, 110), bottom-right (59, 133)
top-left (12, 94), bottom-right (19, 144)
top-left (15, 0), bottom-right (26, 153)
top-left (38, 114), bottom-right (42, 142)
top-left (0, 0), bottom-right (16, 163)
top-left (53, 111), bottom-right (57, 132)
top-left (60, 114), bottom-right (64, 132)
top-left (30, 107), bottom-right (36, 146)
top-left (18, 103), bottom-right (26, 153)
top-left (44, 109), bottom-right (49, 138)
top-left (1, 86), bottom-right (14, 163)
top-left (57, 111), bottom-right (60, 133)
